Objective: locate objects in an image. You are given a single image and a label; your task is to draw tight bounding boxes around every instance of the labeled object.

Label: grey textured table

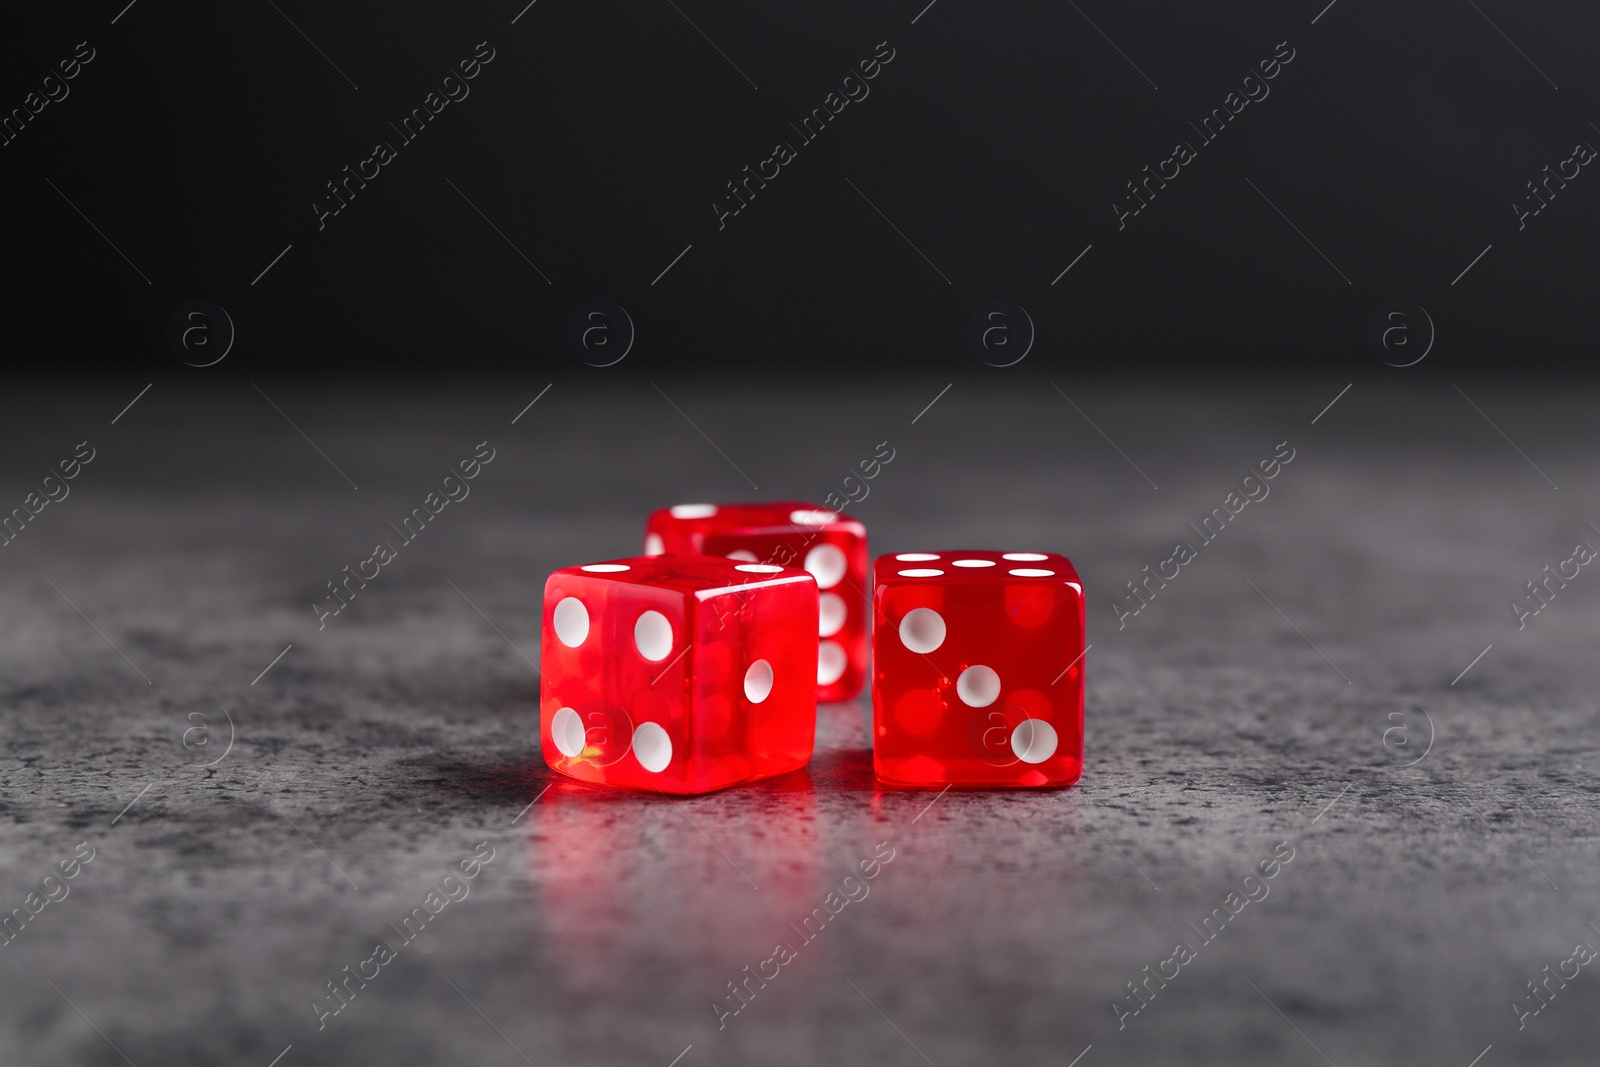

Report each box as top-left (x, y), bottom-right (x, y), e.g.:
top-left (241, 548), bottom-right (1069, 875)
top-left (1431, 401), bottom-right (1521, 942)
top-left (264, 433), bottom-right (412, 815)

top-left (2, 379), bottom-right (1596, 1066)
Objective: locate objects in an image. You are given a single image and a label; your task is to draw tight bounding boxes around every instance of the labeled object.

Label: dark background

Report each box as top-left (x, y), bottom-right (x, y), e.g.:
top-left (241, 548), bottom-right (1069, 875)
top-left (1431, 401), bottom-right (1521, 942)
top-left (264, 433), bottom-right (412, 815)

top-left (5, 0), bottom-right (1598, 380)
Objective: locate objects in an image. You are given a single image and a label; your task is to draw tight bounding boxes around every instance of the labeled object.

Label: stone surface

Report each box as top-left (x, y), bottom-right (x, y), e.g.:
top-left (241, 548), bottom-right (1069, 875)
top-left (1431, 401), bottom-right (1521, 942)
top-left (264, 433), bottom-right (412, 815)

top-left (1, 379), bottom-right (1596, 1066)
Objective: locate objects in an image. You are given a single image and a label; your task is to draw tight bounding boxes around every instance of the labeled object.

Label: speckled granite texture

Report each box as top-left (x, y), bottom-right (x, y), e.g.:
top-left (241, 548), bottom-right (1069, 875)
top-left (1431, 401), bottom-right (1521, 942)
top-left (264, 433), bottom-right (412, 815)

top-left (1, 379), bottom-right (1595, 1066)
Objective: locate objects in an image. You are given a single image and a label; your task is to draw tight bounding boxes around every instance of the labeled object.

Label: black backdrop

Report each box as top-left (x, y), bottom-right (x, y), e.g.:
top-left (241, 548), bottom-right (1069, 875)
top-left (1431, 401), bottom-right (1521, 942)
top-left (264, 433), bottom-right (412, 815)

top-left (6, 0), bottom-right (1598, 378)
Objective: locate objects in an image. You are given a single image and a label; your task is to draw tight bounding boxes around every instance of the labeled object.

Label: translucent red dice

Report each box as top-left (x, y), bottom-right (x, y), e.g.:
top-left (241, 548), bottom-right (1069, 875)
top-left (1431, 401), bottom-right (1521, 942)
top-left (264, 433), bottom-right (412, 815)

top-left (644, 502), bottom-right (868, 702)
top-left (871, 551), bottom-right (1085, 787)
top-left (541, 555), bottom-right (819, 794)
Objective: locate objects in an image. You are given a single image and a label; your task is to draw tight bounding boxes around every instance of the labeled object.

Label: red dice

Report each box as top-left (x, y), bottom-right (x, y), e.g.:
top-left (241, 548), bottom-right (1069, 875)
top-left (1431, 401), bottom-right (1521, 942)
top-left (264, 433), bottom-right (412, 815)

top-left (644, 502), bottom-right (868, 702)
top-left (871, 551), bottom-right (1085, 787)
top-left (541, 555), bottom-right (819, 794)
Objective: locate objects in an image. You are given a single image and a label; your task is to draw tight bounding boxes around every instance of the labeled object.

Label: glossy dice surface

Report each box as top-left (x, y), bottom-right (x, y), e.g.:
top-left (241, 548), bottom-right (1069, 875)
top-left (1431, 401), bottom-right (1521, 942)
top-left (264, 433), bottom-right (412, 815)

top-left (541, 555), bottom-right (819, 794)
top-left (644, 501), bottom-right (868, 702)
top-left (871, 551), bottom-right (1085, 787)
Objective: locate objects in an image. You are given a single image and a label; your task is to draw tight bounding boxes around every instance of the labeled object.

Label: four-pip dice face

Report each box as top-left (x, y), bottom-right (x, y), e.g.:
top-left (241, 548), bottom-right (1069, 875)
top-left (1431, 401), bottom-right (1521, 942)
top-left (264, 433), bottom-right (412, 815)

top-left (644, 502), bottom-right (868, 703)
top-left (871, 551), bottom-right (1085, 787)
top-left (541, 555), bottom-right (819, 795)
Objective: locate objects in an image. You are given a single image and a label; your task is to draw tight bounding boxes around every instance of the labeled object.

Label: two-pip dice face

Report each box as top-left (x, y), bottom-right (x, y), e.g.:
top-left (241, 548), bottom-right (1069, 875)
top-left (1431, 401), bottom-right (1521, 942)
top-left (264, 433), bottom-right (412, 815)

top-left (644, 502), bottom-right (868, 702)
top-left (872, 551), bottom-right (1085, 787)
top-left (541, 555), bottom-right (819, 794)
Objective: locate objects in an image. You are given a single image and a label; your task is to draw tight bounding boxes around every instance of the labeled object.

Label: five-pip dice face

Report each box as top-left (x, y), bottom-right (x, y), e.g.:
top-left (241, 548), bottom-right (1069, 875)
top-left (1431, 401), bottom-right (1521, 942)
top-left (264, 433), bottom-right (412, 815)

top-left (644, 502), bottom-right (868, 703)
top-left (541, 555), bottom-right (819, 795)
top-left (871, 551), bottom-right (1085, 787)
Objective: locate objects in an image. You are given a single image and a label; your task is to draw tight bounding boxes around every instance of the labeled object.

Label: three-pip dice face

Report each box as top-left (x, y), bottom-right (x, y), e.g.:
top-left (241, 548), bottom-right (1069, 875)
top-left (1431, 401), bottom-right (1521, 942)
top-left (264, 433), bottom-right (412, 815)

top-left (871, 551), bottom-right (1085, 787)
top-left (541, 555), bottom-right (819, 795)
top-left (644, 502), bottom-right (868, 703)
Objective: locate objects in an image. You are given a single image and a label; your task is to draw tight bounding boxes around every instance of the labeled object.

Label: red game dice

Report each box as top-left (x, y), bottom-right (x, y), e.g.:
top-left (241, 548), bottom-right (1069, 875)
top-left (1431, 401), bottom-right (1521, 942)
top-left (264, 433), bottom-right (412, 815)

top-left (644, 502), bottom-right (868, 703)
top-left (871, 551), bottom-right (1085, 787)
top-left (541, 555), bottom-right (819, 794)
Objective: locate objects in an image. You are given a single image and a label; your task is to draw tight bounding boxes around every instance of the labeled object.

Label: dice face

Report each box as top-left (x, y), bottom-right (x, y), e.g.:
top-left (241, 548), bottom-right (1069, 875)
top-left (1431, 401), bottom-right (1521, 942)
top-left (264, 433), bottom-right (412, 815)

top-left (644, 502), bottom-right (868, 703)
top-left (541, 555), bottom-right (819, 794)
top-left (871, 551), bottom-right (1085, 787)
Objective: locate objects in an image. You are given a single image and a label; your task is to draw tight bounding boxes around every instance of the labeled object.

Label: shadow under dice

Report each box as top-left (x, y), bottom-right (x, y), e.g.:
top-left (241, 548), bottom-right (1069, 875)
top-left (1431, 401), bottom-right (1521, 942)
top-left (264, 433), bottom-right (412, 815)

top-left (643, 501), bottom-right (868, 703)
top-left (871, 551), bottom-right (1085, 787)
top-left (541, 555), bottom-right (819, 794)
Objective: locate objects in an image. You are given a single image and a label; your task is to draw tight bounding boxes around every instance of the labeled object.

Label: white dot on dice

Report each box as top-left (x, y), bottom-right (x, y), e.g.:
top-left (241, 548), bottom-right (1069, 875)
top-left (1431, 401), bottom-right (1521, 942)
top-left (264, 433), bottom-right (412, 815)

top-left (956, 665), bottom-right (1000, 707)
top-left (805, 543), bottom-right (847, 589)
top-left (898, 607), bottom-right (946, 653)
top-left (1010, 719), bottom-right (1058, 763)
top-left (644, 533), bottom-right (665, 556)
top-left (581, 563), bottom-right (630, 572)
top-left (634, 610), bottom-right (673, 661)
top-left (552, 707), bottom-right (586, 757)
top-left (670, 503), bottom-right (717, 519)
top-left (631, 722), bottom-right (672, 772)
top-left (818, 641), bottom-right (847, 685)
top-left (553, 597), bottom-right (589, 647)
top-left (819, 592), bottom-right (847, 637)
top-left (745, 659), bottom-right (774, 703)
